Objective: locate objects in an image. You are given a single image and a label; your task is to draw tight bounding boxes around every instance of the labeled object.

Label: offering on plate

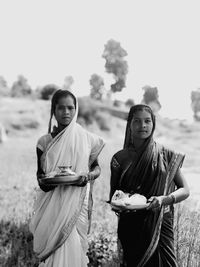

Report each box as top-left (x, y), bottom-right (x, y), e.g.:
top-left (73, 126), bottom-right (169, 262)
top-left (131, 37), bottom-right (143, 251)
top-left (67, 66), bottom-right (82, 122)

top-left (123, 193), bottom-right (147, 206)
top-left (111, 190), bottom-right (129, 206)
top-left (111, 190), bottom-right (147, 210)
top-left (57, 166), bottom-right (76, 176)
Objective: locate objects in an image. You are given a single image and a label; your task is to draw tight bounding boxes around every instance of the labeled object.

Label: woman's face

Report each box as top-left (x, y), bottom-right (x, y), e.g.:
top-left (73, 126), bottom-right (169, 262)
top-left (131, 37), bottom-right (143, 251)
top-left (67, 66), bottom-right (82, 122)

top-left (54, 96), bottom-right (76, 126)
top-left (130, 110), bottom-right (153, 141)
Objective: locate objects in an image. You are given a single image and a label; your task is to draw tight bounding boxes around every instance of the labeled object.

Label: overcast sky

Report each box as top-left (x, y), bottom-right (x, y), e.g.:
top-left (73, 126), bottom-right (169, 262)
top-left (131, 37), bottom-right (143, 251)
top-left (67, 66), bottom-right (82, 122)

top-left (0, 0), bottom-right (200, 120)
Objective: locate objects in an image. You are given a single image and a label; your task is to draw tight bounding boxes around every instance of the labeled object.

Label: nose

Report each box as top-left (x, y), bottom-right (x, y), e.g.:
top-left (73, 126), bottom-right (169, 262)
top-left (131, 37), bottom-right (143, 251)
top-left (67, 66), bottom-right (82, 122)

top-left (63, 107), bottom-right (70, 114)
top-left (141, 121), bottom-right (146, 128)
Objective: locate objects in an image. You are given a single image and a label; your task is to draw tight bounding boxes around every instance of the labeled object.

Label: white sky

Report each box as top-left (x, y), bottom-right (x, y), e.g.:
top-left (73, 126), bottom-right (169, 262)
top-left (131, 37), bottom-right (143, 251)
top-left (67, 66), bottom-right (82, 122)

top-left (0, 0), bottom-right (200, 120)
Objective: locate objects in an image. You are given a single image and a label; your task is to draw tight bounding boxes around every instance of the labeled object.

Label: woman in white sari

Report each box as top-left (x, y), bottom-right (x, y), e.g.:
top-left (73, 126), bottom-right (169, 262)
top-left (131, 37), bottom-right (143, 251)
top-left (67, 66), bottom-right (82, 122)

top-left (29, 89), bottom-right (105, 267)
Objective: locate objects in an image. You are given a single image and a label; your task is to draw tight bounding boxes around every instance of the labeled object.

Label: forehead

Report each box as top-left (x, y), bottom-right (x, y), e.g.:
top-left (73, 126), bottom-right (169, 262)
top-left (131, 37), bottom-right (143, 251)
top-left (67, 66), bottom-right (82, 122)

top-left (56, 96), bottom-right (75, 106)
top-left (132, 110), bottom-right (152, 119)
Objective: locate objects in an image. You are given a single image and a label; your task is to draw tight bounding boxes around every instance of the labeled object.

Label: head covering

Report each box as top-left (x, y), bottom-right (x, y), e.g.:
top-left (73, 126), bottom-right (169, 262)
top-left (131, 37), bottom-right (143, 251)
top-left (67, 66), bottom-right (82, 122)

top-left (123, 104), bottom-right (156, 151)
top-left (30, 92), bottom-right (105, 262)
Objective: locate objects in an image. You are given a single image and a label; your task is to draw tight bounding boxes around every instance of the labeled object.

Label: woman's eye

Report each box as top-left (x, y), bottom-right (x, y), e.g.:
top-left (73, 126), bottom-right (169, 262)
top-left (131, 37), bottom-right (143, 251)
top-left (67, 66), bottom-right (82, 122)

top-left (145, 120), bottom-right (152, 123)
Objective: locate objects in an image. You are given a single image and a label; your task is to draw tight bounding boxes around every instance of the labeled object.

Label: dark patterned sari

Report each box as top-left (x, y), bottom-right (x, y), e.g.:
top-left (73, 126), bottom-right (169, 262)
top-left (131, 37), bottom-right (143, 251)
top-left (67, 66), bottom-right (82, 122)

top-left (110, 140), bottom-right (184, 267)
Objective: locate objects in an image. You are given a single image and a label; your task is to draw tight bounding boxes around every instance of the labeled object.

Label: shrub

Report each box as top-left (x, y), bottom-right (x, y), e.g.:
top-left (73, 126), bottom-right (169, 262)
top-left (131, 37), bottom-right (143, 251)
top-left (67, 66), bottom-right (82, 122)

top-left (1, 203), bottom-right (200, 267)
top-left (78, 97), bottom-right (97, 125)
top-left (95, 112), bottom-right (110, 131)
top-left (39, 84), bottom-right (58, 100)
top-left (113, 100), bottom-right (121, 107)
top-left (125, 98), bottom-right (134, 107)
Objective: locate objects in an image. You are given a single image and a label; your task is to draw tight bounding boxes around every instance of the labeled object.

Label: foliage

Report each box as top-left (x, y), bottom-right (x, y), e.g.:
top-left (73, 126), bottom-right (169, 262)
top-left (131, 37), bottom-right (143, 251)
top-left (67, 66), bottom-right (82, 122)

top-left (102, 39), bottom-right (128, 93)
top-left (63, 75), bottom-right (74, 91)
top-left (78, 97), bottom-right (110, 131)
top-left (95, 112), bottom-right (110, 131)
top-left (191, 88), bottom-right (200, 121)
top-left (78, 97), bottom-right (97, 124)
top-left (141, 85), bottom-right (161, 112)
top-left (39, 84), bottom-right (58, 100)
top-left (0, 76), bottom-right (10, 96)
top-left (125, 98), bottom-right (135, 107)
top-left (1, 203), bottom-right (200, 267)
top-left (90, 74), bottom-right (104, 100)
top-left (113, 100), bottom-right (122, 107)
top-left (11, 75), bottom-right (32, 97)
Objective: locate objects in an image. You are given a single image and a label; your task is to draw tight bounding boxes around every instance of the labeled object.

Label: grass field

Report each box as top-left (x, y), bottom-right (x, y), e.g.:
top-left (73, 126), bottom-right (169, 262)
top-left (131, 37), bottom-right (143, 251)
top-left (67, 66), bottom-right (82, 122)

top-left (0, 97), bottom-right (200, 266)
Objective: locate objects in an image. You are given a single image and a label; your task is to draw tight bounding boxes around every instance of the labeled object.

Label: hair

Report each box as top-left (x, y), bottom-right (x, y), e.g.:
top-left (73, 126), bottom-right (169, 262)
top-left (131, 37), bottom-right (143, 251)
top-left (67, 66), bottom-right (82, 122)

top-left (48, 89), bottom-right (77, 133)
top-left (123, 104), bottom-right (156, 148)
top-left (127, 104), bottom-right (155, 130)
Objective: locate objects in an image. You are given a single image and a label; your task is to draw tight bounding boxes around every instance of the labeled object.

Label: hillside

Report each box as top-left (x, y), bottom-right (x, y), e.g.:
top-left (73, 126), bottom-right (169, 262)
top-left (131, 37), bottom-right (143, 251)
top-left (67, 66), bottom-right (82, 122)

top-left (0, 96), bottom-right (200, 214)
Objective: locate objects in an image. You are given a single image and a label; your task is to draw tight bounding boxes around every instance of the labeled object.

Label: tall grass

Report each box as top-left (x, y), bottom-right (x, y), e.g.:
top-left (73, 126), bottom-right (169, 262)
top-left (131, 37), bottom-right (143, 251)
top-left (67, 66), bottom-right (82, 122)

top-left (0, 202), bottom-right (200, 267)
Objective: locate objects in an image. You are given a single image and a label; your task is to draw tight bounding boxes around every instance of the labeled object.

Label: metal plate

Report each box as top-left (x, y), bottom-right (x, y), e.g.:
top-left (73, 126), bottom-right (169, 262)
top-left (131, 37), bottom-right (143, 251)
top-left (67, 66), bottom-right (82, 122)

top-left (39, 175), bottom-right (81, 185)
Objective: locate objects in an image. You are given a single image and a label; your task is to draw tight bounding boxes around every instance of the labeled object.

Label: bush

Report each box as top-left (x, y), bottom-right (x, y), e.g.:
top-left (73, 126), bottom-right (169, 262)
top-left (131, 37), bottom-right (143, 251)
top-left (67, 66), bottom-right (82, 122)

top-left (88, 230), bottom-right (118, 267)
top-left (113, 100), bottom-right (121, 107)
top-left (0, 220), bottom-right (38, 267)
top-left (39, 84), bottom-right (58, 100)
top-left (95, 112), bottom-right (110, 131)
top-left (1, 203), bottom-right (200, 267)
top-left (125, 98), bottom-right (134, 107)
top-left (78, 97), bottom-right (97, 125)
top-left (10, 118), bottom-right (40, 131)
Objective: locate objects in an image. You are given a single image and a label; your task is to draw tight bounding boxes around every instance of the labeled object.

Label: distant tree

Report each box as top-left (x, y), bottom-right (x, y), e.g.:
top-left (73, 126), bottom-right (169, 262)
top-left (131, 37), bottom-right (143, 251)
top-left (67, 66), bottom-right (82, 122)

top-left (125, 98), bottom-right (135, 107)
top-left (191, 88), bottom-right (200, 121)
top-left (89, 74), bottom-right (104, 100)
top-left (11, 75), bottom-right (32, 97)
top-left (40, 84), bottom-right (58, 100)
top-left (63, 75), bottom-right (74, 91)
top-left (141, 85), bottom-right (161, 112)
top-left (102, 39), bottom-right (128, 94)
top-left (0, 76), bottom-right (10, 96)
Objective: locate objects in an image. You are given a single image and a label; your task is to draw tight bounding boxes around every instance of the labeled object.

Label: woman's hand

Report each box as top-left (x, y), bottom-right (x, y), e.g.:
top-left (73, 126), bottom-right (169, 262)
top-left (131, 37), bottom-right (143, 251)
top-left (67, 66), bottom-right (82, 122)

top-left (146, 196), bottom-right (164, 210)
top-left (75, 173), bottom-right (89, 187)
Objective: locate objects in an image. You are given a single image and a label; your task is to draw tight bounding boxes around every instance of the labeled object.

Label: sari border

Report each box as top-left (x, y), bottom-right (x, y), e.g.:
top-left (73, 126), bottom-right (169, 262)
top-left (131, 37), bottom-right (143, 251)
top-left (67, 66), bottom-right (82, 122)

top-left (87, 142), bottom-right (105, 234)
top-left (39, 186), bottom-right (87, 262)
top-left (137, 152), bottom-right (185, 267)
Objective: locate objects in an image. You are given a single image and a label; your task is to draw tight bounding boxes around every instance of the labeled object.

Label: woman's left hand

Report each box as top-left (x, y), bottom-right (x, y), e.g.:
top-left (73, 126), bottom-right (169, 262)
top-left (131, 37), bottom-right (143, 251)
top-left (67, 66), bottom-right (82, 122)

top-left (146, 196), bottom-right (164, 210)
top-left (75, 173), bottom-right (89, 187)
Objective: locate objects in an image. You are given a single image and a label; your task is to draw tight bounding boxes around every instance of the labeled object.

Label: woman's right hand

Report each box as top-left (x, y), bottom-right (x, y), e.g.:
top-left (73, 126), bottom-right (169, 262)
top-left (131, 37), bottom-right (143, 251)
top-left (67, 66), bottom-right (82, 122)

top-left (37, 173), bottom-right (45, 179)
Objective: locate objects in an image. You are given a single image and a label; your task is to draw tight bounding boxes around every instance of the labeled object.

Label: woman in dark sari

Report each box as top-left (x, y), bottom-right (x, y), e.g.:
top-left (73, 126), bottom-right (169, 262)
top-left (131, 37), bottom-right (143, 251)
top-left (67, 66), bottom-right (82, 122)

top-left (109, 104), bottom-right (190, 267)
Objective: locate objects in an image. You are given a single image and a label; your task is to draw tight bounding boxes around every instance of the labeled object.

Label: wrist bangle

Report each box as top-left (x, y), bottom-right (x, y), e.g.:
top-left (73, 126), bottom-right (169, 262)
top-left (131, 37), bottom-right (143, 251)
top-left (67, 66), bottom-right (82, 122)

top-left (170, 194), bottom-right (176, 204)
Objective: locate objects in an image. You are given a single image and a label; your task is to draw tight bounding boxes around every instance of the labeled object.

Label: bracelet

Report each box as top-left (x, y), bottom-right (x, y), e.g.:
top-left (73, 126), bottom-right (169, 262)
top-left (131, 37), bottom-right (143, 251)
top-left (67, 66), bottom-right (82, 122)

top-left (169, 194), bottom-right (176, 204)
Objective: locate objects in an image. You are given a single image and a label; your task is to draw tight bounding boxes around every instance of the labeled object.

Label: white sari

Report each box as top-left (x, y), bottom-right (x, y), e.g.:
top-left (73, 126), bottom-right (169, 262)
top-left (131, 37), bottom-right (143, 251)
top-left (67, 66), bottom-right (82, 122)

top-left (29, 105), bottom-right (105, 267)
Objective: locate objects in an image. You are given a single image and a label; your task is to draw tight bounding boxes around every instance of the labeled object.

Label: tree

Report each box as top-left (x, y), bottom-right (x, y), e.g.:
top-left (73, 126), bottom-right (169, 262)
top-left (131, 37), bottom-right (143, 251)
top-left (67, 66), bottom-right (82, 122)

top-left (0, 76), bottom-right (10, 96)
top-left (191, 88), bottom-right (200, 121)
top-left (63, 75), bottom-right (74, 91)
top-left (141, 85), bottom-right (161, 112)
top-left (11, 75), bottom-right (32, 97)
top-left (89, 74), bottom-right (104, 100)
top-left (102, 39), bottom-right (128, 94)
top-left (125, 98), bottom-right (135, 107)
top-left (40, 84), bottom-right (58, 100)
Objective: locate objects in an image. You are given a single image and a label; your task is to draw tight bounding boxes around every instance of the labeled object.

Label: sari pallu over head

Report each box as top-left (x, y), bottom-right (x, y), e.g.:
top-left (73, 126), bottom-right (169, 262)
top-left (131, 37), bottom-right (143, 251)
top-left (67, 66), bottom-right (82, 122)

top-left (29, 101), bottom-right (105, 262)
top-left (118, 105), bottom-right (185, 267)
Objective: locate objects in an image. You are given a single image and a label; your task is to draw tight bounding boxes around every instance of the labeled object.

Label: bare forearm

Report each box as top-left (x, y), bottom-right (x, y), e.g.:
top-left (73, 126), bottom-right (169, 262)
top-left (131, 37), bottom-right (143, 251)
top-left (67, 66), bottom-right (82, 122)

top-left (88, 165), bottom-right (101, 181)
top-left (162, 188), bottom-right (190, 205)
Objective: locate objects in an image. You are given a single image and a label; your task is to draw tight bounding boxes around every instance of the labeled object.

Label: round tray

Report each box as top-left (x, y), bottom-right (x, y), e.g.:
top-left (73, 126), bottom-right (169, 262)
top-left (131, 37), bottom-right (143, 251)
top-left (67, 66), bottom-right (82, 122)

top-left (39, 175), bottom-right (81, 185)
top-left (111, 202), bottom-right (149, 211)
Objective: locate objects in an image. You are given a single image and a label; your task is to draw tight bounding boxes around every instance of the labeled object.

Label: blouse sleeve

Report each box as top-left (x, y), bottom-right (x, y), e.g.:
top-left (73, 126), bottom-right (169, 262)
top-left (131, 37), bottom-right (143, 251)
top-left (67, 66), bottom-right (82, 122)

top-left (87, 132), bottom-right (105, 165)
top-left (109, 156), bottom-right (122, 202)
